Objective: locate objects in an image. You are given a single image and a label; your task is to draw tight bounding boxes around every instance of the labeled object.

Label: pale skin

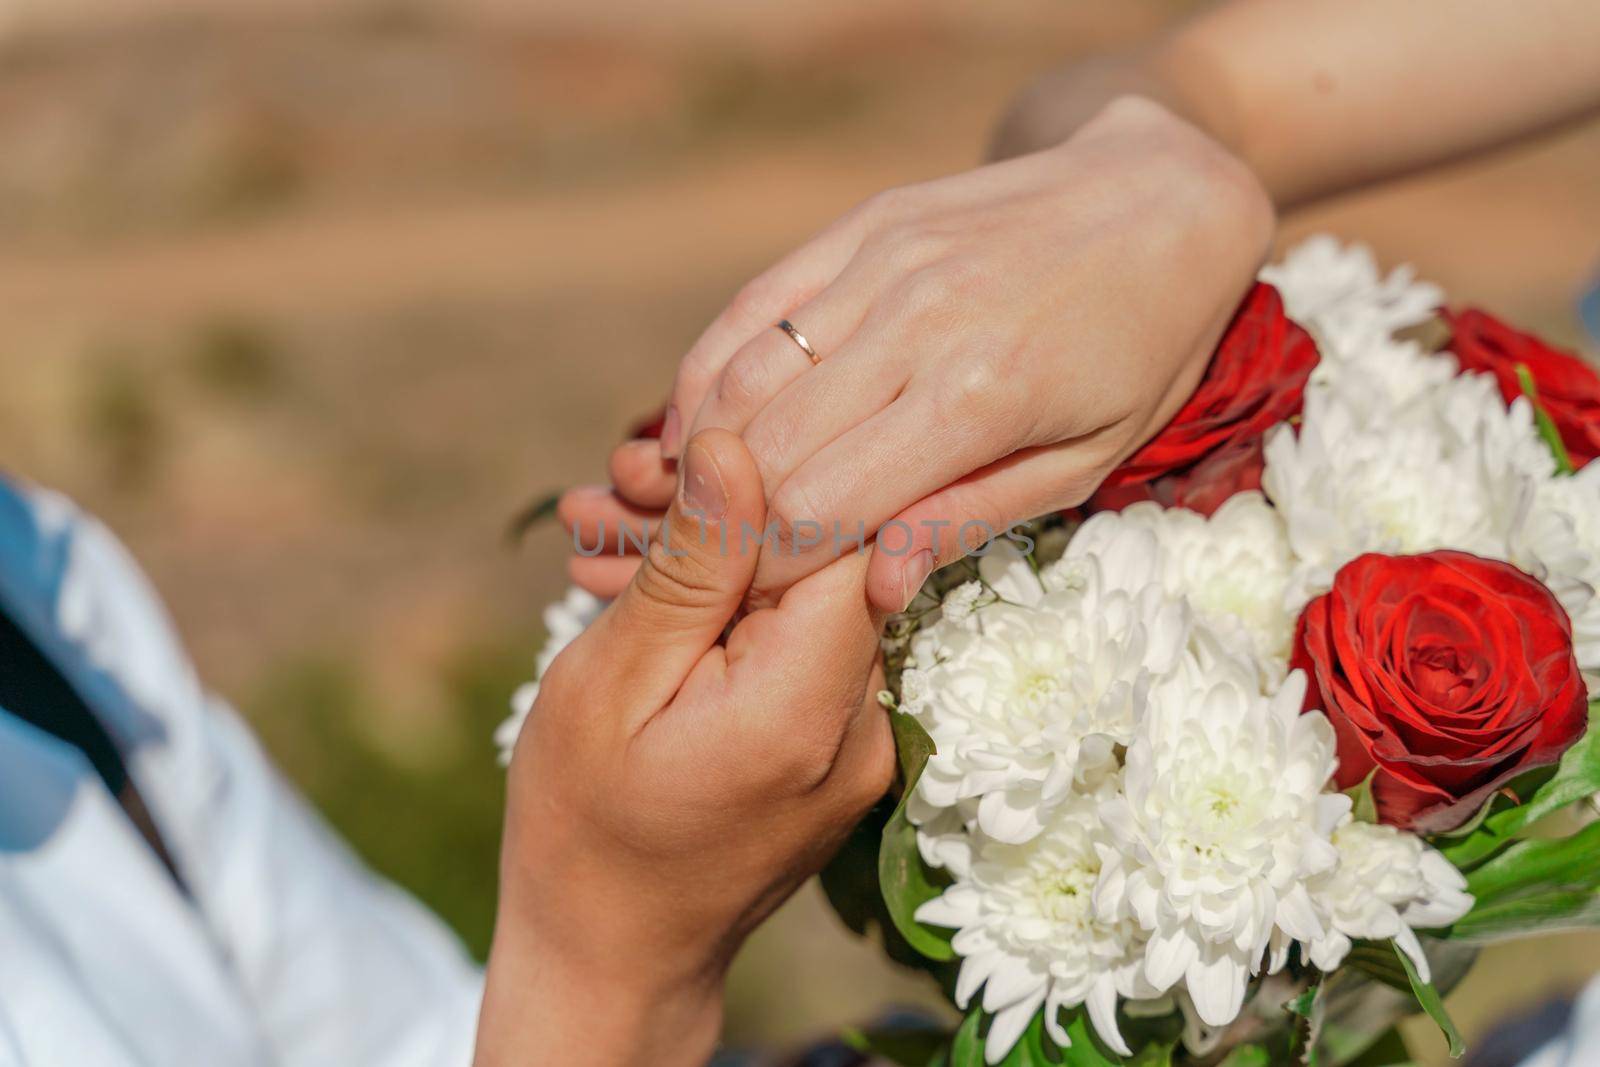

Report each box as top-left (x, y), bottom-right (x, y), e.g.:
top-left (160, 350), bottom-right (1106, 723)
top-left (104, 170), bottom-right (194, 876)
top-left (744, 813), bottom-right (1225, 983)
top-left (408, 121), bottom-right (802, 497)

top-left (559, 0), bottom-right (1600, 613)
top-left (481, 3), bottom-right (1600, 1064)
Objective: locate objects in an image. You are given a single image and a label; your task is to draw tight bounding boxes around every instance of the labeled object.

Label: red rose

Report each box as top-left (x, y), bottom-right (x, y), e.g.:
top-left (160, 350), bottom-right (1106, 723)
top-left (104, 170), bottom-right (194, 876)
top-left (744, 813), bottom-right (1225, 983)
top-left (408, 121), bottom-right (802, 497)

top-left (1292, 551), bottom-right (1589, 833)
top-left (1445, 307), bottom-right (1600, 468)
top-left (1088, 435), bottom-right (1267, 516)
top-left (1089, 282), bottom-right (1318, 517)
top-left (628, 407), bottom-right (668, 441)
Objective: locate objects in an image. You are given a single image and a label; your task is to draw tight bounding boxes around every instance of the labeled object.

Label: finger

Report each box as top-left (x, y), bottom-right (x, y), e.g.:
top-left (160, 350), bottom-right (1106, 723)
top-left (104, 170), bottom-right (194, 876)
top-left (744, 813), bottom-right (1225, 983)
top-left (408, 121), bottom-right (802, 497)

top-left (864, 439), bottom-right (1119, 613)
top-left (687, 270), bottom-right (881, 451)
top-left (737, 305), bottom-right (917, 492)
top-left (661, 211), bottom-right (874, 458)
top-left (571, 429), bottom-right (765, 713)
top-left (558, 485), bottom-right (665, 555)
top-left (567, 554), bottom-right (641, 599)
top-left (725, 552), bottom-right (883, 725)
top-left (609, 439), bottom-right (676, 510)
top-left (719, 553), bottom-right (895, 809)
top-left (749, 385), bottom-right (1032, 600)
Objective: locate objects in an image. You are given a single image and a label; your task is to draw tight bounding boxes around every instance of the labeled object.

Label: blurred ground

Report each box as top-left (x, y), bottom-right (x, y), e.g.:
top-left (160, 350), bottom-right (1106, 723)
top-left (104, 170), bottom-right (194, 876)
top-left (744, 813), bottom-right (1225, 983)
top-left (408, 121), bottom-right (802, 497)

top-left (1, 2), bottom-right (1597, 1062)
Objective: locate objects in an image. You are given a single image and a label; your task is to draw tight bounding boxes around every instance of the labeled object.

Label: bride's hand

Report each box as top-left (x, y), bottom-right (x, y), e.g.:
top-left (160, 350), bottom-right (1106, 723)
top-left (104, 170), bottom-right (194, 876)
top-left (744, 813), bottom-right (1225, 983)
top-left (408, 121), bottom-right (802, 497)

top-left (674, 96), bottom-right (1273, 611)
top-left (480, 430), bottom-right (892, 1067)
top-left (563, 96), bottom-right (1272, 612)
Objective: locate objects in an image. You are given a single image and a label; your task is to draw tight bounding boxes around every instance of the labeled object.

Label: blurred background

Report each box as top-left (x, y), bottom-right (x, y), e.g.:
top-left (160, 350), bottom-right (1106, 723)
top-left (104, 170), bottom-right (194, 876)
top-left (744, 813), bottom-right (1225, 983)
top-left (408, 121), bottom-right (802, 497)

top-left (0, 0), bottom-right (1596, 1062)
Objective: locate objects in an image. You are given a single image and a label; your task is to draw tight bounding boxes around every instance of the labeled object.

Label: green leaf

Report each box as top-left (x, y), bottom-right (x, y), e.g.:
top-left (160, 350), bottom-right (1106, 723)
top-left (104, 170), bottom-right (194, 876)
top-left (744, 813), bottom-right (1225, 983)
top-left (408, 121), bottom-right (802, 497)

top-left (1516, 362), bottom-right (1576, 475)
top-left (1346, 941), bottom-right (1412, 993)
top-left (1346, 770), bottom-right (1379, 825)
top-left (1125, 1043), bottom-right (1176, 1067)
top-left (982, 1007), bottom-right (1153, 1067)
top-left (1286, 978), bottom-right (1327, 1066)
top-left (1463, 817), bottom-right (1600, 903)
top-left (1045, 1009), bottom-right (1167, 1067)
top-left (950, 1007), bottom-right (986, 1067)
top-left (1441, 701), bottom-right (1600, 868)
top-left (819, 798), bottom-right (892, 938)
top-left (1444, 818), bottom-right (1600, 941)
top-left (1392, 942), bottom-right (1465, 1059)
top-left (879, 710), bottom-right (956, 961)
top-left (891, 706), bottom-right (938, 789)
top-left (503, 490), bottom-right (563, 545)
top-left (1215, 1047), bottom-right (1270, 1067)
top-left (1286, 985), bottom-right (1319, 1018)
top-left (1450, 886), bottom-right (1600, 942)
top-left (998, 1012), bottom-right (1066, 1067)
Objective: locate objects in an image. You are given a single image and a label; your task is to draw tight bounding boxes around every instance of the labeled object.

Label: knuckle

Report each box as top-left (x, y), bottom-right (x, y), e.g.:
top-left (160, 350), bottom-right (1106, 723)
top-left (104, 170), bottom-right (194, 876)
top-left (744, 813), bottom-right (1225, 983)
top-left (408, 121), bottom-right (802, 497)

top-left (1097, 92), bottom-right (1173, 130)
top-left (672, 352), bottom-right (719, 409)
top-left (715, 346), bottom-right (769, 412)
top-left (638, 536), bottom-right (724, 609)
top-left (768, 479), bottom-right (825, 554)
top-left (728, 274), bottom-right (782, 328)
top-left (741, 420), bottom-right (790, 490)
top-left (1202, 156), bottom-right (1274, 249)
top-left (866, 221), bottom-right (941, 275)
top-left (896, 260), bottom-right (983, 317)
top-left (861, 185), bottom-right (913, 223)
top-left (938, 356), bottom-right (1008, 417)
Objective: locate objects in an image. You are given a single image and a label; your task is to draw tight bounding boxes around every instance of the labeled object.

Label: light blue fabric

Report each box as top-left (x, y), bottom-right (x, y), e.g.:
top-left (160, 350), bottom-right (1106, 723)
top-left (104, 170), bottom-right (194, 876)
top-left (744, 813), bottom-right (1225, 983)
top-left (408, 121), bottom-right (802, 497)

top-left (1517, 981), bottom-right (1600, 1067)
top-left (0, 475), bottom-right (480, 1067)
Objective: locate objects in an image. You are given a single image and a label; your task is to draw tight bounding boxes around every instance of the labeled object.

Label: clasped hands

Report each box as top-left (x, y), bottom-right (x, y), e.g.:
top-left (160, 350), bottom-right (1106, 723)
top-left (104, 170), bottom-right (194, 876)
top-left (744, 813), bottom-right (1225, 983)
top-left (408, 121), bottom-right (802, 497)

top-left (476, 96), bottom-right (1273, 1067)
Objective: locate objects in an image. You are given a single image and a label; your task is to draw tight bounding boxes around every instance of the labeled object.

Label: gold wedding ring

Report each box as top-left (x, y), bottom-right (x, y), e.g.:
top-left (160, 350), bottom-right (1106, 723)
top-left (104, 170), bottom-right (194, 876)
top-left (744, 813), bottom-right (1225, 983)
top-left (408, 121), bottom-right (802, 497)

top-left (775, 319), bottom-right (820, 365)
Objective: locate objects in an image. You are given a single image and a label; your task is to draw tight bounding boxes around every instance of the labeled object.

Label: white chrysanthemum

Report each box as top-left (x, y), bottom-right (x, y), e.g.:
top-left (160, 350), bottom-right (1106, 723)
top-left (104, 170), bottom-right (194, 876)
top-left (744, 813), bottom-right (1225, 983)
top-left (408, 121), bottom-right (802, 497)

top-left (494, 586), bottom-right (606, 765)
top-left (916, 796), bottom-right (1156, 1061)
top-left (1303, 818), bottom-right (1473, 981)
top-left (1260, 235), bottom-right (1442, 352)
top-left (909, 793), bottom-right (981, 879)
top-left (1317, 331), bottom-right (1461, 421)
top-left (1067, 494), bottom-right (1294, 687)
top-left (1514, 461), bottom-right (1600, 681)
top-left (1262, 378), bottom-right (1539, 608)
top-left (905, 539), bottom-right (1189, 843)
top-left (1433, 370), bottom-right (1558, 481)
top-left (1094, 646), bottom-right (1349, 1029)
top-left (1262, 237), bottom-right (1456, 416)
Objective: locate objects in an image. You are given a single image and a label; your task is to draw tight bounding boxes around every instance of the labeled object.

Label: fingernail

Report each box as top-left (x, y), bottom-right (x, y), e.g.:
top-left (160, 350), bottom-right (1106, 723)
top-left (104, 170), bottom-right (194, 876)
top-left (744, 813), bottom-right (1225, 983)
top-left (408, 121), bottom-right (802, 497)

top-left (680, 442), bottom-right (728, 521)
top-left (901, 549), bottom-right (935, 611)
top-left (660, 406), bottom-right (683, 456)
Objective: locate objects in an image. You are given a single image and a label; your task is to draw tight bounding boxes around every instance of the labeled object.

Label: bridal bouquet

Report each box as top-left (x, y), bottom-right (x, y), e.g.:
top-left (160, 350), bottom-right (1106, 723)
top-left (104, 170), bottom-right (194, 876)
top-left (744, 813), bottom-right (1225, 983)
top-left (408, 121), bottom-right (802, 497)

top-left (503, 238), bottom-right (1600, 1065)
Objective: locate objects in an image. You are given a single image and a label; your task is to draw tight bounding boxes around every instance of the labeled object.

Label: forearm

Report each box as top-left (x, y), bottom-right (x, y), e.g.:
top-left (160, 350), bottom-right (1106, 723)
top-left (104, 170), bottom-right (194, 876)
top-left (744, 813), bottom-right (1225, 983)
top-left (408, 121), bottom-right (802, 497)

top-left (994, 0), bottom-right (1600, 210)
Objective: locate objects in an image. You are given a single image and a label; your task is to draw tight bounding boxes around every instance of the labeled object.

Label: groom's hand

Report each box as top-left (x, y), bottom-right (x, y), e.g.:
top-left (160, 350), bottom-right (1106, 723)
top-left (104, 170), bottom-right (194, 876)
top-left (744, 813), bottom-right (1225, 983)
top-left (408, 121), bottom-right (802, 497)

top-left (477, 429), bottom-right (893, 1067)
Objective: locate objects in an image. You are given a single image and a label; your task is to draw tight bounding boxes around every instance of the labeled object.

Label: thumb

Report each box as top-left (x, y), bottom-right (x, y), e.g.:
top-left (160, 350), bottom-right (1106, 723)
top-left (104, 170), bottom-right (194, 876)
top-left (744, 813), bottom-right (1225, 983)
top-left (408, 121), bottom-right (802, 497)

top-left (582, 428), bottom-right (765, 709)
top-left (865, 444), bottom-right (1099, 614)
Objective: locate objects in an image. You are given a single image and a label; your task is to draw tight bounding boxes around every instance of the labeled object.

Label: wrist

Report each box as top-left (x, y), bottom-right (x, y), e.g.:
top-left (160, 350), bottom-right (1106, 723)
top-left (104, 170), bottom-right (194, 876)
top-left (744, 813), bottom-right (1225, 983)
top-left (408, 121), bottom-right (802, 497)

top-left (476, 895), bottom-right (726, 1066)
top-left (477, 824), bottom-right (731, 1065)
top-left (991, 39), bottom-right (1256, 197)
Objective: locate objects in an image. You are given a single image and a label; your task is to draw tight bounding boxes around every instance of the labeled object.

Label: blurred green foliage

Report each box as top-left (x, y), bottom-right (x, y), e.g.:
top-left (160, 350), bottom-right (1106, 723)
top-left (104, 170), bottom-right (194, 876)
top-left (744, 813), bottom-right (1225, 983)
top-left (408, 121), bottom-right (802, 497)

top-left (244, 640), bottom-right (531, 959)
top-left (83, 351), bottom-right (165, 490)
